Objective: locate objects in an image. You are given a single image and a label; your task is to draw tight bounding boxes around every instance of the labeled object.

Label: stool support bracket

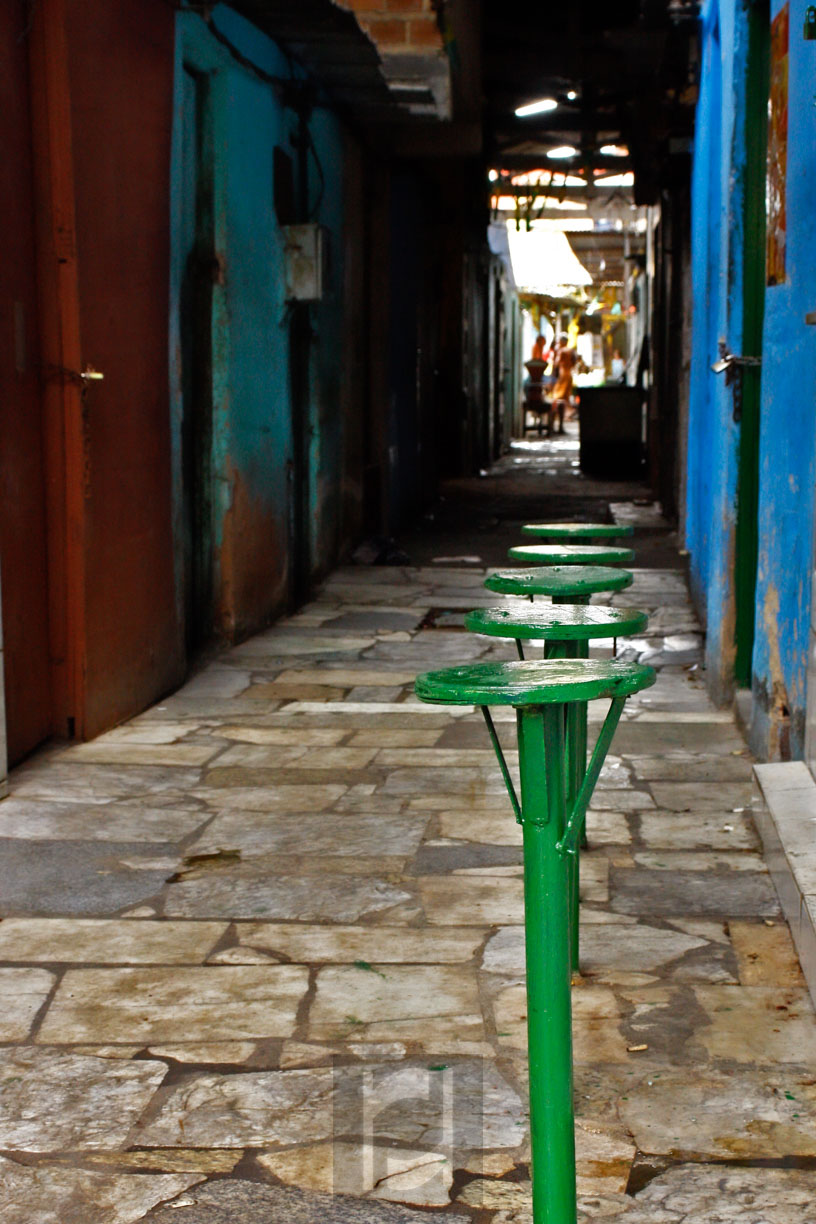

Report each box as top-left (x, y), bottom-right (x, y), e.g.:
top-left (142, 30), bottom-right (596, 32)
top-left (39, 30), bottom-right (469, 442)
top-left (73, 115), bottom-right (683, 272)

top-left (480, 706), bottom-right (522, 823)
top-left (558, 696), bottom-right (625, 857)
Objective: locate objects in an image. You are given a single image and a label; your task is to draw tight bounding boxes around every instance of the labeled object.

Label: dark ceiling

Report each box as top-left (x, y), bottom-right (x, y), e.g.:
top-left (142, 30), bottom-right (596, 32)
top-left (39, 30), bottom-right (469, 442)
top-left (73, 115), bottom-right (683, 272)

top-left (481, 0), bottom-right (699, 203)
top-left (229, 0), bottom-right (397, 118)
top-left (228, 0), bottom-right (698, 208)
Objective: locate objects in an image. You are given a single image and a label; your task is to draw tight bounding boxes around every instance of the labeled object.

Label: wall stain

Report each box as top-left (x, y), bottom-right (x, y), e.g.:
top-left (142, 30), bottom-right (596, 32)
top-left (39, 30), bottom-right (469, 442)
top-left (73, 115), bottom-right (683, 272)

top-left (217, 461), bottom-right (287, 642)
top-left (759, 581), bottom-right (791, 758)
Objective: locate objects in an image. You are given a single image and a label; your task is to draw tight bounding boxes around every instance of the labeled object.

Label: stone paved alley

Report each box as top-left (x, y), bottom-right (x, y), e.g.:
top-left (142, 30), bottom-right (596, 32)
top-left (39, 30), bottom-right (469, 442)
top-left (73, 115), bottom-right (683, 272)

top-left (2, 428), bottom-right (816, 1223)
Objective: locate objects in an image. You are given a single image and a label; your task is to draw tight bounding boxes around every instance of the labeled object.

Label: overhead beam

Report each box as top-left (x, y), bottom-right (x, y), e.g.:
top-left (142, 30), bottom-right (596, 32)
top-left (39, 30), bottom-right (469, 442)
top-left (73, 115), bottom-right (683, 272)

top-left (492, 154), bottom-right (633, 172)
top-left (491, 183), bottom-right (636, 201)
top-left (488, 114), bottom-right (623, 137)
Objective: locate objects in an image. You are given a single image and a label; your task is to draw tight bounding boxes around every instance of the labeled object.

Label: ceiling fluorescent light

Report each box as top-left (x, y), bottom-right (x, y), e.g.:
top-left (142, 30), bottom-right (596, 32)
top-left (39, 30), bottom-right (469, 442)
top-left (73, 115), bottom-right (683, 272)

top-left (515, 98), bottom-right (558, 117)
top-left (595, 172), bottom-right (635, 187)
top-left (546, 145), bottom-right (578, 159)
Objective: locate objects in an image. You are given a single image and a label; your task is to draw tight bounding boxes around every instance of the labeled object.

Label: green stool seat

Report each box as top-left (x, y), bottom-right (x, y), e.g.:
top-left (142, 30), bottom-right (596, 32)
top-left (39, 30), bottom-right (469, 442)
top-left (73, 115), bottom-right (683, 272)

top-left (415, 657), bottom-right (654, 1224)
top-left (508, 543), bottom-right (634, 566)
top-left (521, 521), bottom-right (634, 540)
top-left (415, 657), bottom-right (651, 706)
top-left (486, 564), bottom-right (633, 602)
top-left (464, 604), bottom-right (647, 643)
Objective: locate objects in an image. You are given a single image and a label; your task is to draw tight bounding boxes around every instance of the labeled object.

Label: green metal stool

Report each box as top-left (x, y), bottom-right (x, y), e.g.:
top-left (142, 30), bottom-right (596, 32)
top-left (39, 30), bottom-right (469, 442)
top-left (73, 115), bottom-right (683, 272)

top-left (464, 604), bottom-right (649, 969)
top-left (485, 564), bottom-right (633, 605)
top-left (415, 658), bottom-right (655, 1224)
top-left (520, 521), bottom-right (634, 541)
top-left (507, 543), bottom-right (635, 566)
top-left (464, 604), bottom-right (647, 660)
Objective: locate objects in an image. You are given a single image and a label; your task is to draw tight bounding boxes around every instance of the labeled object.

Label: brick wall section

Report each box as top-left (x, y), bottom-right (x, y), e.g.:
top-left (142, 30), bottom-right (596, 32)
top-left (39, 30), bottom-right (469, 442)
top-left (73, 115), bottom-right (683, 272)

top-left (335, 0), bottom-right (443, 53)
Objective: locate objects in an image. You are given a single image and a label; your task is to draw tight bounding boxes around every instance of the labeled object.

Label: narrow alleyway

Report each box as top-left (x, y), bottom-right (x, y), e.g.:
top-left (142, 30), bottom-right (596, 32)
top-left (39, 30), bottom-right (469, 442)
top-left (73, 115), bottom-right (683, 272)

top-left (2, 427), bottom-right (815, 1224)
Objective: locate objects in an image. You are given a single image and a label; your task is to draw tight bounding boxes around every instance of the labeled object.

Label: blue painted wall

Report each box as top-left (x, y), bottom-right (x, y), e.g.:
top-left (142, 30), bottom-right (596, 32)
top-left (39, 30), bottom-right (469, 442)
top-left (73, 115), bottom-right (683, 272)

top-left (687, 0), bottom-right (816, 756)
top-left (170, 5), bottom-right (355, 641)
top-left (686, 0), bottom-right (751, 701)
top-left (752, 0), bottom-right (816, 755)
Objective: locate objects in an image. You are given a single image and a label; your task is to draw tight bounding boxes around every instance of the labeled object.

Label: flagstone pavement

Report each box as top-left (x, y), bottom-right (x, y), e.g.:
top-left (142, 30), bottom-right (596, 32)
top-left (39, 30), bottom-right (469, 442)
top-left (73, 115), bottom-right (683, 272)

top-left (2, 434), bottom-right (815, 1222)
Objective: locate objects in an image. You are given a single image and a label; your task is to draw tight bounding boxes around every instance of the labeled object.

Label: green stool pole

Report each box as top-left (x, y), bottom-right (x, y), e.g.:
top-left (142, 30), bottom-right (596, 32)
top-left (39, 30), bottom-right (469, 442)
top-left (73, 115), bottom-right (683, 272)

top-left (517, 704), bottom-right (575, 1224)
top-left (539, 639), bottom-right (583, 972)
top-left (415, 659), bottom-right (655, 1224)
top-left (553, 592), bottom-right (590, 606)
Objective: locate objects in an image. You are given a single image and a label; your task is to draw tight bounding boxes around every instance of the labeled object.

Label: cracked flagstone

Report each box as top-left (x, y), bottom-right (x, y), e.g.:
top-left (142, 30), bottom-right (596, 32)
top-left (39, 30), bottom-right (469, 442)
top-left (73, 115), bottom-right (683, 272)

top-left (649, 781), bottom-right (754, 811)
top-left (0, 800), bottom-right (207, 843)
top-left (419, 874), bottom-right (524, 924)
top-left (308, 964), bottom-right (480, 1039)
top-left (141, 1180), bottom-right (436, 1222)
top-left (0, 1158), bottom-right (201, 1224)
top-left (235, 922), bottom-right (486, 963)
top-left (627, 754), bottom-right (753, 781)
top-left (192, 781), bottom-right (347, 809)
top-left (620, 1164), bottom-right (816, 1222)
top-left (185, 810), bottom-right (428, 859)
top-left (0, 839), bottom-right (175, 916)
top-left (636, 812), bottom-right (760, 850)
top-left (10, 763), bottom-right (203, 803)
top-left (135, 1067), bottom-right (337, 1147)
top-left (209, 744), bottom-right (377, 770)
top-left (610, 866), bottom-right (779, 916)
top-left (0, 919), bottom-right (226, 964)
top-left (0, 1049), bottom-right (168, 1149)
top-left (0, 968), bottom-right (55, 1038)
top-left (729, 920), bottom-right (805, 985)
top-left (55, 742), bottom-right (221, 767)
top-left (690, 985), bottom-right (816, 1063)
top-left (494, 981), bottom-right (630, 1062)
top-left (257, 1142), bottom-right (453, 1206)
top-left (458, 1112), bottom-right (637, 1205)
top-left (617, 1065), bottom-right (816, 1158)
top-left (37, 966), bottom-right (308, 1044)
top-left (164, 872), bottom-right (414, 921)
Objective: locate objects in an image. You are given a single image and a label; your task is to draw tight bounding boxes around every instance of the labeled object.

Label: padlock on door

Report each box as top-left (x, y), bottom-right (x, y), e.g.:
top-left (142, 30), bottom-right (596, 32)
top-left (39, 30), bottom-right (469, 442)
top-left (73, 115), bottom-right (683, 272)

top-left (805, 5), bottom-right (816, 39)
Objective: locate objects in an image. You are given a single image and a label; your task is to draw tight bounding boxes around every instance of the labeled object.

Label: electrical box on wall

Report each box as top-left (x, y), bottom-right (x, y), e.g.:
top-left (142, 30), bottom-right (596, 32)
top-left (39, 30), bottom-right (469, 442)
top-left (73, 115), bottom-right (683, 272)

top-left (282, 224), bottom-right (327, 301)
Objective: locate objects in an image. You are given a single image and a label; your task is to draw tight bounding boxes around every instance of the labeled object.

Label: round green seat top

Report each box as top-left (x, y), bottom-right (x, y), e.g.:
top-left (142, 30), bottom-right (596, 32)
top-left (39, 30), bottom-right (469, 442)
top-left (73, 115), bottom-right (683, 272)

top-left (415, 657), bottom-right (655, 707)
top-left (508, 543), bottom-right (635, 565)
top-left (464, 604), bottom-right (648, 641)
top-left (521, 522), bottom-right (634, 540)
top-left (485, 565), bottom-right (633, 598)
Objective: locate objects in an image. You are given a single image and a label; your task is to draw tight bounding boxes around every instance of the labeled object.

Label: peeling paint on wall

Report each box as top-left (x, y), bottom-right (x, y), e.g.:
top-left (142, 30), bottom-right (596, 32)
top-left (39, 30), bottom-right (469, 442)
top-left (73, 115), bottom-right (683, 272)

top-left (759, 581), bottom-right (790, 751)
top-left (752, 0), bottom-right (816, 760)
top-left (217, 463), bottom-right (287, 639)
top-left (170, 5), bottom-right (363, 654)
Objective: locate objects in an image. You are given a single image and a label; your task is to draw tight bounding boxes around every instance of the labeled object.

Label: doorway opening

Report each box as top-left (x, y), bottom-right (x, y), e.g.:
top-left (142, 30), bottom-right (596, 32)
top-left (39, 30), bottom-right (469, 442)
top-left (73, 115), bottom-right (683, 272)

top-left (734, 0), bottom-right (770, 688)
top-left (179, 64), bottom-right (215, 657)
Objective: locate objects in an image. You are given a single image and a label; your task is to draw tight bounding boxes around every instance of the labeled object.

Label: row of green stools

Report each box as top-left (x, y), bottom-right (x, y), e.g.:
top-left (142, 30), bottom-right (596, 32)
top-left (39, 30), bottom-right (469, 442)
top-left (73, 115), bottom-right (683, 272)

top-left (415, 521), bottom-right (654, 1224)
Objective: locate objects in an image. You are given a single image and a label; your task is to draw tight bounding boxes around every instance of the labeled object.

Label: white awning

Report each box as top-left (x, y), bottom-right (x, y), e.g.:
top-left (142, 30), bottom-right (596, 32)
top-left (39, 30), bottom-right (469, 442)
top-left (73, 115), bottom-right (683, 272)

top-left (506, 223), bottom-right (592, 294)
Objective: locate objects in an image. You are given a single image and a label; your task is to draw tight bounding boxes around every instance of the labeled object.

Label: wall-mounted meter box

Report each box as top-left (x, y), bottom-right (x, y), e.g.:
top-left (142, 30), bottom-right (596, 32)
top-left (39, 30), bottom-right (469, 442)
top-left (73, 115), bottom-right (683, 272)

top-left (282, 224), bottom-right (327, 301)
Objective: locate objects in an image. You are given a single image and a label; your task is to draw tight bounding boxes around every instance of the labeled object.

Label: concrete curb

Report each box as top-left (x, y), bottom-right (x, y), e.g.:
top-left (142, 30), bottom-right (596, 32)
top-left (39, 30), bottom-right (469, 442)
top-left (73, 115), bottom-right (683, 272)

top-left (754, 761), bottom-right (816, 1006)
